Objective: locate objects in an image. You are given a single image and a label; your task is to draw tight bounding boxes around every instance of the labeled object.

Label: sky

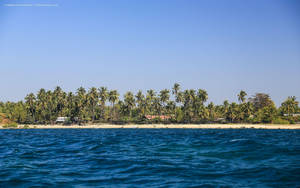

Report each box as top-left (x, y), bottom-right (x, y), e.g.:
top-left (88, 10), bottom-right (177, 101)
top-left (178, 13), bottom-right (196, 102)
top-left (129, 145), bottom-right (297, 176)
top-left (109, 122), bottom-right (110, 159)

top-left (0, 0), bottom-right (300, 105)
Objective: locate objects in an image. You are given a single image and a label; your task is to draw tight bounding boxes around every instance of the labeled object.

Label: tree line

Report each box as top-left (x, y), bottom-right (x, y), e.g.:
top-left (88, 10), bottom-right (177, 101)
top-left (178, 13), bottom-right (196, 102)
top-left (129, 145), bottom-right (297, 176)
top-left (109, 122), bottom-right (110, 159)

top-left (0, 83), bottom-right (299, 125)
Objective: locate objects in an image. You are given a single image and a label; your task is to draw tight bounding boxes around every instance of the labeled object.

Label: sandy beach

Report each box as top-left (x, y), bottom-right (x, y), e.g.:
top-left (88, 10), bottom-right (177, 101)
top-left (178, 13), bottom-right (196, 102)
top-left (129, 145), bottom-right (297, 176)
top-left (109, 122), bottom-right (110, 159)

top-left (1, 124), bottom-right (300, 129)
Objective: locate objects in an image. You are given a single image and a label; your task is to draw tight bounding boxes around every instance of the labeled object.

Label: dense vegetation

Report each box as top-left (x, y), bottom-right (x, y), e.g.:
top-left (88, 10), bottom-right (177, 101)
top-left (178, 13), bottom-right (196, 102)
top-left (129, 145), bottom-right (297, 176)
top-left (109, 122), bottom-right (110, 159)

top-left (0, 84), bottom-right (299, 125)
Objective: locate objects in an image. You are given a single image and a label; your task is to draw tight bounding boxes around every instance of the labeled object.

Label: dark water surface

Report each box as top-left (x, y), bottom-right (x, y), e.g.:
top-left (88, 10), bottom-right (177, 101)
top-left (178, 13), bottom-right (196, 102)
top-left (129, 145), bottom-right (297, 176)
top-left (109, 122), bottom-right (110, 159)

top-left (0, 129), bottom-right (299, 187)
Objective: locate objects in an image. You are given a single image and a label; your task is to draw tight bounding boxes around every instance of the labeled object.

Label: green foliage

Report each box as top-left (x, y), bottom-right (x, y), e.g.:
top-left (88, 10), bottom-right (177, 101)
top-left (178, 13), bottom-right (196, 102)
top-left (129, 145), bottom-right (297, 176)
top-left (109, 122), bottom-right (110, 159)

top-left (3, 122), bottom-right (18, 128)
top-left (0, 85), bottom-right (299, 125)
top-left (280, 96), bottom-right (299, 116)
top-left (272, 118), bottom-right (290, 124)
top-left (175, 108), bottom-right (184, 123)
top-left (252, 105), bottom-right (277, 123)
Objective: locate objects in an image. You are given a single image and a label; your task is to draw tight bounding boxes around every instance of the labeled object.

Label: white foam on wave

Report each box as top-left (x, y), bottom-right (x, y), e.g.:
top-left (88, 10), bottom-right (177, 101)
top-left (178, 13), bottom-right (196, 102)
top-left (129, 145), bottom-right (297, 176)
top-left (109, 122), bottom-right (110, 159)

top-left (230, 138), bottom-right (248, 142)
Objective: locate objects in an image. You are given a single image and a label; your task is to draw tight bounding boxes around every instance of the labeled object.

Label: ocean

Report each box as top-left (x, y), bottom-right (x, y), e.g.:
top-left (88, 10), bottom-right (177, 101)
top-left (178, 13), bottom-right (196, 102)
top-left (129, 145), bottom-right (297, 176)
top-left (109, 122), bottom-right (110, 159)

top-left (0, 129), bottom-right (299, 187)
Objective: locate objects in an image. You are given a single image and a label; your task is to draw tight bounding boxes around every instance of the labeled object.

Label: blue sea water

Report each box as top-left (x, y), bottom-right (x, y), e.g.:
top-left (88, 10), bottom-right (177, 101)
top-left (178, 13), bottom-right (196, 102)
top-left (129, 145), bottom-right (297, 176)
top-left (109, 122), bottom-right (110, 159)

top-left (0, 129), bottom-right (299, 187)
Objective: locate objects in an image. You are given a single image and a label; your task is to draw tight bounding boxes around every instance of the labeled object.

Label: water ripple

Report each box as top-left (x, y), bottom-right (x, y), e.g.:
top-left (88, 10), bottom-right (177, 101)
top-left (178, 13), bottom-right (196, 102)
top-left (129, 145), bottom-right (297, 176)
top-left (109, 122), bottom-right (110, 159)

top-left (0, 129), bottom-right (299, 187)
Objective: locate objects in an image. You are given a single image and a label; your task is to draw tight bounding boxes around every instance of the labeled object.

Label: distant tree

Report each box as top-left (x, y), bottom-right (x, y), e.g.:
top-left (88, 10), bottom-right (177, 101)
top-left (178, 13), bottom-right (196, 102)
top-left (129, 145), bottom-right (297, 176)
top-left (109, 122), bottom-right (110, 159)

top-left (146, 89), bottom-right (156, 114)
top-left (87, 87), bottom-right (99, 122)
top-left (25, 93), bottom-right (36, 123)
top-left (238, 90), bottom-right (247, 104)
top-left (207, 102), bottom-right (216, 121)
top-left (226, 102), bottom-right (239, 122)
top-left (159, 89), bottom-right (170, 115)
top-left (280, 96), bottom-right (299, 116)
top-left (249, 93), bottom-right (274, 111)
top-left (172, 83), bottom-right (181, 104)
top-left (166, 101), bottom-right (176, 115)
top-left (222, 100), bottom-right (230, 116)
top-left (124, 91), bottom-right (135, 118)
top-left (254, 105), bottom-right (277, 123)
top-left (108, 90), bottom-right (119, 120)
top-left (240, 102), bottom-right (254, 122)
top-left (197, 89), bottom-right (208, 104)
top-left (36, 88), bottom-right (47, 123)
top-left (99, 87), bottom-right (108, 120)
top-left (135, 90), bottom-right (145, 118)
top-left (1, 84), bottom-right (298, 125)
top-left (76, 87), bottom-right (88, 123)
top-left (153, 97), bottom-right (162, 116)
top-left (66, 92), bottom-right (76, 121)
top-left (53, 86), bottom-right (67, 117)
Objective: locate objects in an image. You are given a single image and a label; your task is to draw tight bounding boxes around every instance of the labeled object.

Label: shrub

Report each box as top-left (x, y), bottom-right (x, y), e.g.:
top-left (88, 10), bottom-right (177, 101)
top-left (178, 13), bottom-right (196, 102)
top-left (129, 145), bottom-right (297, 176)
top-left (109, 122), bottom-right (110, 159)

top-left (272, 118), bottom-right (289, 124)
top-left (3, 122), bottom-right (18, 128)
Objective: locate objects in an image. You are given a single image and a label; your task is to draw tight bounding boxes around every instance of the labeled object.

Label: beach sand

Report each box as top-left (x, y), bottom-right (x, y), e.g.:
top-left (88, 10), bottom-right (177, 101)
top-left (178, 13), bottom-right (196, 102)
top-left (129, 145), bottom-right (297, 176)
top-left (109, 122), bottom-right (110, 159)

top-left (1, 124), bottom-right (300, 129)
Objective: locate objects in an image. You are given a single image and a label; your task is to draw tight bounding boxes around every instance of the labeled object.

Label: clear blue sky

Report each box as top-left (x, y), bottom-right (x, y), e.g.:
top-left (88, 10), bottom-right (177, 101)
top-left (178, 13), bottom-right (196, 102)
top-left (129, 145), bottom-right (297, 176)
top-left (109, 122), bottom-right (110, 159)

top-left (0, 0), bottom-right (300, 105)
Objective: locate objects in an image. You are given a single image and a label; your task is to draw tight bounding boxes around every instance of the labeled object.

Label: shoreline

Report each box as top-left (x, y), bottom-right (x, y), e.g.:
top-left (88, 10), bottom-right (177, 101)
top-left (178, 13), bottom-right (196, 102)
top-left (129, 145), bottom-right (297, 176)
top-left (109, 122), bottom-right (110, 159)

top-left (1, 124), bottom-right (300, 129)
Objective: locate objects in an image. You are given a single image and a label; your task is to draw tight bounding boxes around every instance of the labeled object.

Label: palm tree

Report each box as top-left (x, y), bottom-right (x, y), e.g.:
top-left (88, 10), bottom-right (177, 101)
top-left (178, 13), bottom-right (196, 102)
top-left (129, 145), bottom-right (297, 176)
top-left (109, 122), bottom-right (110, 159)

top-left (25, 93), bottom-right (36, 123)
top-left (222, 100), bottom-right (229, 115)
top-left (207, 102), bottom-right (216, 121)
top-left (36, 88), bottom-right (47, 123)
top-left (166, 101), bottom-right (176, 115)
top-left (226, 102), bottom-right (239, 122)
top-left (66, 92), bottom-right (75, 121)
top-left (53, 86), bottom-right (66, 117)
top-left (99, 87), bottom-right (108, 120)
top-left (87, 87), bottom-right (99, 122)
top-left (172, 83), bottom-right (181, 103)
top-left (135, 90), bottom-right (145, 117)
top-left (238, 90), bottom-right (247, 104)
top-left (124, 91), bottom-right (136, 118)
top-left (108, 90), bottom-right (119, 120)
top-left (153, 97), bottom-right (162, 116)
top-left (280, 96), bottom-right (299, 116)
top-left (146, 89), bottom-right (156, 114)
top-left (159, 89), bottom-right (170, 115)
top-left (240, 102), bottom-right (253, 121)
top-left (176, 91), bottom-right (183, 104)
top-left (182, 90), bottom-right (193, 122)
top-left (76, 87), bottom-right (87, 123)
top-left (197, 89), bottom-right (208, 104)
top-left (45, 90), bottom-right (55, 123)
top-left (172, 83), bottom-right (180, 95)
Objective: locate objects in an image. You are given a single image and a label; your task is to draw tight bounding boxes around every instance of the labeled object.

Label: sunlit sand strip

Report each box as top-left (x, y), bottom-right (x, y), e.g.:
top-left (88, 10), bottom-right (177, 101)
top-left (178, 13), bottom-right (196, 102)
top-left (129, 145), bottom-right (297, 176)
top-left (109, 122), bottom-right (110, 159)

top-left (1, 124), bottom-right (300, 129)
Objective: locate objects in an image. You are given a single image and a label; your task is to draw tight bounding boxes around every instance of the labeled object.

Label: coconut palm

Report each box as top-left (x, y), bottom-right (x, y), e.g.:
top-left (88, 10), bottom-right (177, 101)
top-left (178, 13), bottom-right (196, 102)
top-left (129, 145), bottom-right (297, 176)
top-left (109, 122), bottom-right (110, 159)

top-left (124, 91), bottom-right (136, 118)
top-left (53, 86), bottom-right (66, 117)
top-left (2, 84), bottom-right (299, 125)
top-left (172, 83), bottom-right (180, 95)
top-left (76, 87), bottom-right (87, 122)
top-left (159, 89), bottom-right (170, 115)
top-left (25, 93), bottom-right (36, 123)
top-left (135, 90), bottom-right (145, 117)
top-left (197, 89), bottom-right (208, 104)
top-left (146, 89), bottom-right (156, 114)
top-left (99, 87), bottom-right (108, 120)
top-left (153, 97), bottom-right (162, 116)
top-left (238, 90), bottom-right (247, 104)
top-left (36, 88), bottom-right (47, 123)
top-left (172, 83), bottom-right (181, 103)
top-left (108, 90), bottom-right (119, 120)
top-left (207, 102), bottom-right (216, 121)
top-left (166, 101), bottom-right (176, 115)
top-left (280, 96), bottom-right (299, 116)
top-left (66, 92), bottom-right (75, 120)
top-left (240, 101), bottom-right (254, 121)
top-left (87, 87), bottom-right (99, 122)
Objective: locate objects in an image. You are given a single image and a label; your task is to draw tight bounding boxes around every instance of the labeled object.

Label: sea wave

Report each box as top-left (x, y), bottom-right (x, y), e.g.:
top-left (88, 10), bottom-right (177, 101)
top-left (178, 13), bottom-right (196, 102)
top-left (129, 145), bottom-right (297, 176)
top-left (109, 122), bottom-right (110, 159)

top-left (0, 129), bottom-right (299, 187)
